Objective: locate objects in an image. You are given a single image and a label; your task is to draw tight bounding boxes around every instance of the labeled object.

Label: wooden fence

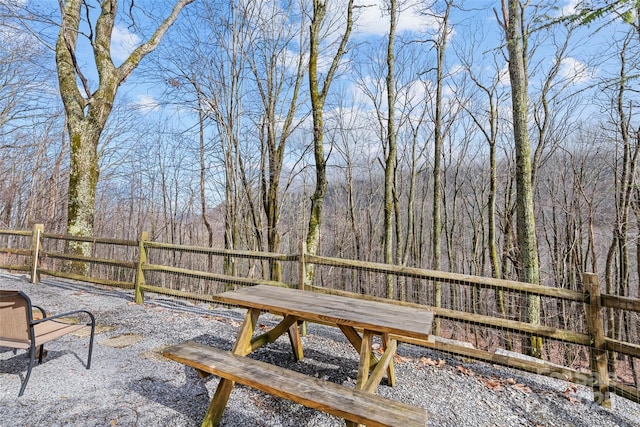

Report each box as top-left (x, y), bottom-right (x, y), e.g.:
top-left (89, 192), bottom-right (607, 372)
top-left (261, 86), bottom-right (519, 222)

top-left (0, 224), bottom-right (639, 408)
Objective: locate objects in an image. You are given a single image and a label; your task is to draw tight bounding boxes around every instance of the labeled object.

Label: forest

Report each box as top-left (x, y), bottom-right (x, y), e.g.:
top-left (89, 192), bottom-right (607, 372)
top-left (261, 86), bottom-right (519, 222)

top-left (0, 0), bottom-right (639, 313)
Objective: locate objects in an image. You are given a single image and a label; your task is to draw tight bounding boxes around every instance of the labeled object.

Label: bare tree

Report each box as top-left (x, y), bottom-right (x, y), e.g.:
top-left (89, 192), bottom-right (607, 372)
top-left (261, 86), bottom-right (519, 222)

top-left (305, 0), bottom-right (355, 286)
top-left (54, 0), bottom-right (192, 269)
top-left (244, 0), bottom-right (308, 280)
top-left (498, 0), bottom-right (542, 357)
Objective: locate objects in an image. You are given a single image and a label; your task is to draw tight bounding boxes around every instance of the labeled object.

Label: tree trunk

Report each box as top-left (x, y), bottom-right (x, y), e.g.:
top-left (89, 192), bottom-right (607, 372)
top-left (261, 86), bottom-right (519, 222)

top-left (431, 1), bottom-right (452, 334)
top-left (55, 0), bottom-right (193, 271)
top-left (384, 0), bottom-right (398, 299)
top-left (304, 0), bottom-right (354, 286)
top-left (502, 0), bottom-right (542, 357)
top-left (56, 0), bottom-right (193, 273)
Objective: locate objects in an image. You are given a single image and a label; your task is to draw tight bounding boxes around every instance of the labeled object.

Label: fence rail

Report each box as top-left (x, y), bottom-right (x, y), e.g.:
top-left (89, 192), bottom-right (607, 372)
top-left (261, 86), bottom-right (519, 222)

top-left (0, 224), bottom-right (638, 408)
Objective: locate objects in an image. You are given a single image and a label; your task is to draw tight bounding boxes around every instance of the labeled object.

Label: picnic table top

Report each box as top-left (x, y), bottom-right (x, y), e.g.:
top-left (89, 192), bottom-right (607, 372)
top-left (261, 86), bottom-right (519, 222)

top-left (214, 284), bottom-right (434, 341)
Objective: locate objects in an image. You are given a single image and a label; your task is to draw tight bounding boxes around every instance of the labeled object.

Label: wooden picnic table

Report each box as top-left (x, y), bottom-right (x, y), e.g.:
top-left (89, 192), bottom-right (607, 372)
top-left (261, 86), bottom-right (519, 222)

top-left (164, 285), bottom-right (434, 427)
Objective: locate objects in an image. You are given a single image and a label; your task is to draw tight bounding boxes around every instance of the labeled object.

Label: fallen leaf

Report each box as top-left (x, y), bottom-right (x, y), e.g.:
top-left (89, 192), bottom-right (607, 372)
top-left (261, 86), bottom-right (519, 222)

top-left (563, 386), bottom-right (579, 403)
top-left (394, 354), bottom-right (412, 364)
top-left (457, 365), bottom-right (474, 376)
top-left (512, 383), bottom-right (532, 393)
top-left (480, 378), bottom-right (504, 391)
top-left (418, 357), bottom-right (437, 366)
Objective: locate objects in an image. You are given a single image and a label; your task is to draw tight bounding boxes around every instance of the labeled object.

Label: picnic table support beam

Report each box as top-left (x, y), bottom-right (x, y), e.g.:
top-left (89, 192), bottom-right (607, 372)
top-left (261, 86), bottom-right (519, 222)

top-left (287, 321), bottom-right (304, 360)
top-left (338, 325), bottom-right (379, 370)
top-left (363, 339), bottom-right (397, 393)
top-left (383, 333), bottom-right (396, 387)
top-left (249, 315), bottom-right (304, 360)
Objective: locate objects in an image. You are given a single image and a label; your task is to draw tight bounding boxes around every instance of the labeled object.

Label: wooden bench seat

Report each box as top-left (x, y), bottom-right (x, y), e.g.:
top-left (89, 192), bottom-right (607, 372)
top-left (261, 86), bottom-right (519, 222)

top-left (163, 341), bottom-right (428, 427)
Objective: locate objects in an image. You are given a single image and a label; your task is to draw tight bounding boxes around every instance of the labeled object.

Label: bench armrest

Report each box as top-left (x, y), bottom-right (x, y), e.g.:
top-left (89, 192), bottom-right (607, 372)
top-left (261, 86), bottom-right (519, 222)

top-left (32, 305), bottom-right (47, 319)
top-left (31, 309), bottom-right (95, 327)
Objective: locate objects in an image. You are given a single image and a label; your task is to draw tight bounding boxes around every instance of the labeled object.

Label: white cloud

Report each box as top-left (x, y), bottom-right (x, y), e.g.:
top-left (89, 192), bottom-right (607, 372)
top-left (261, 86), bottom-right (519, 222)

top-left (111, 25), bottom-right (141, 62)
top-left (132, 94), bottom-right (161, 114)
top-left (354, 0), bottom-right (439, 37)
top-left (556, 0), bottom-right (580, 17)
top-left (558, 57), bottom-right (593, 85)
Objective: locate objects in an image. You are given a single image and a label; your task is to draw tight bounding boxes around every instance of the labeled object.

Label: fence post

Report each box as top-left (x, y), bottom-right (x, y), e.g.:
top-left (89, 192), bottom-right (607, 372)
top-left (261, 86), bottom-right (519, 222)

top-left (134, 231), bottom-right (149, 304)
top-left (298, 240), bottom-right (306, 291)
top-left (30, 224), bottom-right (44, 284)
top-left (583, 272), bottom-right (611, 408)
top-left (298, 240), bottom-right (307, 336)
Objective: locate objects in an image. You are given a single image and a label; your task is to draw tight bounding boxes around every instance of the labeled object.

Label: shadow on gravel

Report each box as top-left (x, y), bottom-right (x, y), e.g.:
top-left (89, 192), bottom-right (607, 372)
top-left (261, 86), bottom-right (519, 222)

top-left (128, 365), bottom-right (210, 425)
top-left (250, 342), bottom-right (363, 385)
top-left (0, 347), bottom-right (86, 373)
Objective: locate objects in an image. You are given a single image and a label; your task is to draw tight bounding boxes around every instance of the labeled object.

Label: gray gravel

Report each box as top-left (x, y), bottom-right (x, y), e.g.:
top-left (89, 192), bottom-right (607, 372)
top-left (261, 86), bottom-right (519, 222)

top-left (1, 272), bottom-right (639, 427)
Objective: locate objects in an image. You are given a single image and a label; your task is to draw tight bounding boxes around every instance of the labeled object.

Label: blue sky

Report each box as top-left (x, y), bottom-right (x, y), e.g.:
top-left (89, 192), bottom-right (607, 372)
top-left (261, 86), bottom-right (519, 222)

top-left (2, 0), bottom-right (626, 134)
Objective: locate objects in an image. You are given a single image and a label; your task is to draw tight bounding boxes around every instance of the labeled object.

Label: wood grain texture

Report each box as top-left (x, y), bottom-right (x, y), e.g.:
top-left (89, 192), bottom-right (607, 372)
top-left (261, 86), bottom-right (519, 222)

top-left (214, 285), bottom-right (433, 340)
top-left (163, 342), bottom-right (428, 427)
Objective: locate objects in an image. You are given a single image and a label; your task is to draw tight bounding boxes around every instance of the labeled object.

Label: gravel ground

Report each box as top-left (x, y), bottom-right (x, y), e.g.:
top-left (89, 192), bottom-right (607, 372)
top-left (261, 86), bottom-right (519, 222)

top-left (1, 272), bottom-right (639, 427)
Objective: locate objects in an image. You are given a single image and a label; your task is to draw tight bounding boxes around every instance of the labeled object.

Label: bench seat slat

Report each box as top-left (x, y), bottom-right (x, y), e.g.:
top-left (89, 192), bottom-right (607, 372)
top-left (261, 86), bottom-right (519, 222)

top-left (163, 341), bottom-right (427, 427)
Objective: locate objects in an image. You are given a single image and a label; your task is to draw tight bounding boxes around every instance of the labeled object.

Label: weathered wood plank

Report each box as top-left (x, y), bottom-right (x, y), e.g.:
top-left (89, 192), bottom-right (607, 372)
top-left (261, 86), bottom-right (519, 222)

top-left (38, 268), bottom-right (133, 289)
top-left (305, 254), bottom-right (585, 302)
top-left (601, 294), bottom-right (640, 313)
top-left (137, 284), bottom-right (219, 303)
top-left (42, 233), bottom-right (137, 246)
top-left (43, 251), bottom-right (136, 268)
top-left (307, 285), bottom-right (591, 346)
top-left (604, 337), bottom-right (640, 359)
top-left (143, 263), bottom-right (285, 288)
top-left (144, 240), bottom-right (296, 261)
top-left (163, 342), bottom-right (428, 427)
top-left (0, 247), bottom-right (31, 256)
top-left (213, 285), bottom-right (433, 341)
top-left (610, 379), bottom-right (640, 404)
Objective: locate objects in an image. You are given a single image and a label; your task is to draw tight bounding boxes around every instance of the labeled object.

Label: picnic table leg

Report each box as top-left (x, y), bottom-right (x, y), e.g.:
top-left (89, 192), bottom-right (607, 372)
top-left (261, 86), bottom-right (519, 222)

top-left (201, 379), bottom-right (234, 427)
top-left (201, 308), bottom-right (261, 427)
top-left (355, 330), bottom-right (374, 389)
top-left (382, 333), bottom-right (396, 387)
top-left (286, 321), bottom-right (304, 361)
top-left (345, 330), bottom-right (375, 427)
